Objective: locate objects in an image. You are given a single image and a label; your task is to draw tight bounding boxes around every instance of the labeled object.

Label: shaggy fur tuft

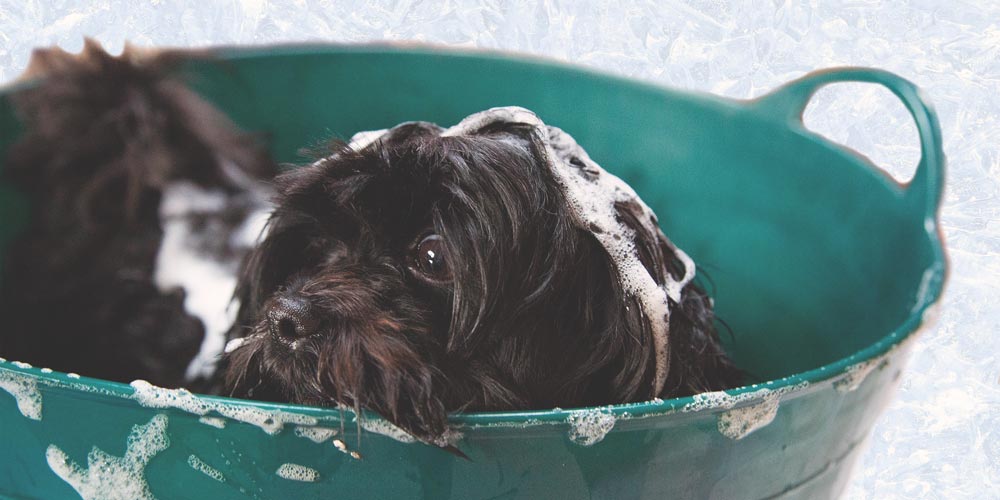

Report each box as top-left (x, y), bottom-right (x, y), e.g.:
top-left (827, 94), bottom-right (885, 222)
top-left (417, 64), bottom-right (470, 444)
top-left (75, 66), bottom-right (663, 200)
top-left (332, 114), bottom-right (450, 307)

top-left (0, 41), bottom-right (276, 387)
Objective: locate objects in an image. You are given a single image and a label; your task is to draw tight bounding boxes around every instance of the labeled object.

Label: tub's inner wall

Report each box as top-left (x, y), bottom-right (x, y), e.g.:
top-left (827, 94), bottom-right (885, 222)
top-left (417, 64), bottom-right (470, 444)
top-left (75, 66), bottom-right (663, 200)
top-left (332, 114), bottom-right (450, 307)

top-left (0, 48), bottom-right (936, 383)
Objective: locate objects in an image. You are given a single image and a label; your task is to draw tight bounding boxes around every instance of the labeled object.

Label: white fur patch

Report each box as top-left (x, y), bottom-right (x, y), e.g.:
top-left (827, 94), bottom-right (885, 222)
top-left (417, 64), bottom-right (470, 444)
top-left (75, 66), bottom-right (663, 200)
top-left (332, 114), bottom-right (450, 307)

top-left (154, 181), bottom-right (272, 381)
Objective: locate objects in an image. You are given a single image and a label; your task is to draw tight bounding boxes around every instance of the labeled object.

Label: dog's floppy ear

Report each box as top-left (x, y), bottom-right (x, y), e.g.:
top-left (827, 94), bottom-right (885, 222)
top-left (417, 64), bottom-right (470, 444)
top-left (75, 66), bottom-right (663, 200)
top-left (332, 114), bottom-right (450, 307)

top-left (614, 199), bottom-right (742, 397)
top-left (570, 199), bottom-right (673, 403)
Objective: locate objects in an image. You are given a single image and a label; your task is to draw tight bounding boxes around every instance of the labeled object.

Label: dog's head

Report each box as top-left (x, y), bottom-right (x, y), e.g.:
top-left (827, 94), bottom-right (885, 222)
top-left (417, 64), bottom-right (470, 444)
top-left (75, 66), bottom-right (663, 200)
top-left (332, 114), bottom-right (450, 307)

top-left (221, 107), bottom-right (740, 445)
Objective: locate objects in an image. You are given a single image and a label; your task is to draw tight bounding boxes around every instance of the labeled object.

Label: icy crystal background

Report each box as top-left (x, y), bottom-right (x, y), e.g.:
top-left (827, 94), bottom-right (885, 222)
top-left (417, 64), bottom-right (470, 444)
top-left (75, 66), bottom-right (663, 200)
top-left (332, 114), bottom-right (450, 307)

top-left (1, 1), bottom-right (997, 498)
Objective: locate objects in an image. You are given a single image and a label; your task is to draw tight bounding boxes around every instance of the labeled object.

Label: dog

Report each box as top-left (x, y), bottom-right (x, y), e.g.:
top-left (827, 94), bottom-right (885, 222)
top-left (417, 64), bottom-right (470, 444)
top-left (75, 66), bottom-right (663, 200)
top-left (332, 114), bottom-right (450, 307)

top-left (0, 44), bottom-right (741, 449)
top-left (0, 42), bottom-right (277, 388)
top-left (217, 107), bottom-right (743, 446)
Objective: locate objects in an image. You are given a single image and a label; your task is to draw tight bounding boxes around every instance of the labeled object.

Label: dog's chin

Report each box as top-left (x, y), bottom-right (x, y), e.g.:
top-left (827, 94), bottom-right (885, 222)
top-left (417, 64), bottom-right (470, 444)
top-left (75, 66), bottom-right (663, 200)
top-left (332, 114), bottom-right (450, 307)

top-left (224, 323), bottom-right (450, 444)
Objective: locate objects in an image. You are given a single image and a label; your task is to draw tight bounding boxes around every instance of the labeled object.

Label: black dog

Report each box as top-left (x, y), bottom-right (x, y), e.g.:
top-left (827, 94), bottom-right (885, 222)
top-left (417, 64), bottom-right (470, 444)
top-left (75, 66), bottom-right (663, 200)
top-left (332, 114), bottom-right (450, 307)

top-left (218, 108), bottom-right (742, 445)
top-left (0, 42), bottom-right (276, 388)
top-left (0, 45), bottom-right (740, 448)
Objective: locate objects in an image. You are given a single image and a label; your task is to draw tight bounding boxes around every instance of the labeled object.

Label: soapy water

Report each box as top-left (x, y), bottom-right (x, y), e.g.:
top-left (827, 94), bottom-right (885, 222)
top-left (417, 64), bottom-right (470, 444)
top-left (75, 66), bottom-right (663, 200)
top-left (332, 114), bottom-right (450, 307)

top-left (276, 463), bottom-right (320, 482)
top-left (129, 380), bottom-right (316, 434)
top-left (566, 409), bottom-right (617, 446)
top-left (834, 357), bottom-right (889, 394)
top-left (0, 368), bottom-right (42, 420)
top-left (717, 395), bottom-right (781, 440)
top-left (832, 324), bottom-right (925, 394)
top-left (46, 414), bottom-right (170, 500)
top-left (293, 425), bottom-right (338, 444)
top-left (359, 418), bottom-right (417, 444)
top-left (199, 416), bottom-right (227, 429)
top-left (187, 455), bottom-right (225, 483)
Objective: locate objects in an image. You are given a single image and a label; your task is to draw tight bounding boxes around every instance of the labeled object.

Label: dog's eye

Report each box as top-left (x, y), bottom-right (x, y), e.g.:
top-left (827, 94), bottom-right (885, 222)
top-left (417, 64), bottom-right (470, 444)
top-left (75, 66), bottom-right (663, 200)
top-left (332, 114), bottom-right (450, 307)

top-left (410, 234), bottom-right (451, 282)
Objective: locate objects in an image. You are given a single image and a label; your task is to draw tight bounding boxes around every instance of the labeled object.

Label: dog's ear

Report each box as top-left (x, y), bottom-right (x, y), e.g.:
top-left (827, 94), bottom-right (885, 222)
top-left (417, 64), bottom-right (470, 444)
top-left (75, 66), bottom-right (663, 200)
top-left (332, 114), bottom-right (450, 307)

top-left (568, 199), bottom-right (669, 403)
top-left (613, 199), bottom-right (743, 397)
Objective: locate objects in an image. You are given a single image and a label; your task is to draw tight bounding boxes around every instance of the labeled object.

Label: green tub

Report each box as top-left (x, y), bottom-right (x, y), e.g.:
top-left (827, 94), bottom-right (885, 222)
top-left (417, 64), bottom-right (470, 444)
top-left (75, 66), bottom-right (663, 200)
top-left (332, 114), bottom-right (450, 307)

top-left (0, 44), bottom-right (946, 500)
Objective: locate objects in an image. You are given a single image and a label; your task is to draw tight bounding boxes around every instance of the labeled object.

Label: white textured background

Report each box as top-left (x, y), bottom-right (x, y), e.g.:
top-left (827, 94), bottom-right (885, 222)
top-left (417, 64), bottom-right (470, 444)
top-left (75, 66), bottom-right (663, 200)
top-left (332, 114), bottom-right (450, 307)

top-left (1, 1), bottom-right (997, 498)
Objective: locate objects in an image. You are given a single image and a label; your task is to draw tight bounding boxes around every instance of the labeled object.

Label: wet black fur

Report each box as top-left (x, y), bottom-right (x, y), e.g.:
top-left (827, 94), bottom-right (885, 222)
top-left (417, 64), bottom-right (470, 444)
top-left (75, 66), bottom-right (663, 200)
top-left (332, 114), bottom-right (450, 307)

top-left (218, 122), bottom-right (742, 444)
top-left (0, 42), bottom-right (276, 387)
top-left (0, 43), bottom-right (741, 447)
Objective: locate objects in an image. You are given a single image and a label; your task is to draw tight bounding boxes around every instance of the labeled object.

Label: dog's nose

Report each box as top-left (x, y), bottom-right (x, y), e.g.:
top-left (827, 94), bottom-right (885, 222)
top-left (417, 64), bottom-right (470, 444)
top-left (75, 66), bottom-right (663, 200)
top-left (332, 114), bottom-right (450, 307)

top-left (267, 295), bottom-right (321, 340)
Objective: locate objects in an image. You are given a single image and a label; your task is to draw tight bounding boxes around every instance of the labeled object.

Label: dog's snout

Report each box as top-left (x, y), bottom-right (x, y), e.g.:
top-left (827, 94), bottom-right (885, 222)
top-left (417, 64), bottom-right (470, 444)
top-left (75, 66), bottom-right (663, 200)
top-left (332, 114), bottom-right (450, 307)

top-left (267, 295), bottom-right (321, 341)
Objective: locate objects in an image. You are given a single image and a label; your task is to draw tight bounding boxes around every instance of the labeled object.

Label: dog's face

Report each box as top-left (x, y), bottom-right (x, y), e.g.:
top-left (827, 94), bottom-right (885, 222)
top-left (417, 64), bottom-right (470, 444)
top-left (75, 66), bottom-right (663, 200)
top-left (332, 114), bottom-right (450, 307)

top-left (221, 111), bottom-right (740, 445)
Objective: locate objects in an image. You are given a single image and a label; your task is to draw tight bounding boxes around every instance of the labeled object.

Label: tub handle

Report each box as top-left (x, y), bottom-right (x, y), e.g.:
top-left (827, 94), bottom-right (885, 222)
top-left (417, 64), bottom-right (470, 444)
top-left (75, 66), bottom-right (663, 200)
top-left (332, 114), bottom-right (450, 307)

top-left (754, 68), bottom-right (945, 223)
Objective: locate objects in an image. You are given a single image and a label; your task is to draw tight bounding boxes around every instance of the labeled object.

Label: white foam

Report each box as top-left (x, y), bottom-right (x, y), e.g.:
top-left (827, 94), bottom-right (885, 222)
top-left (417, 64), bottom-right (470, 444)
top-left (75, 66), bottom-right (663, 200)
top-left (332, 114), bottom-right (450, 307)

top-left (566, 409), bottom-right (617, 446)
top-left (276, 463), bottom-right (319, 482)
top-left (681, 382), bottom-right (809, 439)
top-left (46, 414), bottom-right (170, 500)
top-left (187, 455), bottom-right (225, 482)
top-left (12, 361), bottom-right (32, 369)
top-left (129, 380), bottom-right (316, 434)
top-left (717, 395), bottom-right (781, 439)
top-left (359, 418), bottom-right (418, 444)
top-left (832, 328), bottom-right (926, 394)
top-left (834, 357), bottom-right (887, 393)
top-left (294, 425), bottom-right (338, 443)
top-left (223, 337), bottom-right (248, 354)
top-left (348, 128), bottom-right (389, 150)
top-left (432, 429), bottom-right (465, 448)
top-left (67, 373), bottom-right (81, 379)
top-left (41, 368), bottom-right (53, 374)
top-left (198, 416), bottom-right (227, 429)
top-left (441, 107), bottom-right (695, 397)
top-left (0, 368), bottom-right (43, 420)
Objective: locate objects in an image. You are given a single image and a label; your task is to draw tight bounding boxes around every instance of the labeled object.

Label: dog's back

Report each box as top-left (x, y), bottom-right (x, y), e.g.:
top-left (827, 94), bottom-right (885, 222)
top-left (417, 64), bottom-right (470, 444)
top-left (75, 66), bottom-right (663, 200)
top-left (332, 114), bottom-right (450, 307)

top-left (0, 42), bottom-right (276, 387)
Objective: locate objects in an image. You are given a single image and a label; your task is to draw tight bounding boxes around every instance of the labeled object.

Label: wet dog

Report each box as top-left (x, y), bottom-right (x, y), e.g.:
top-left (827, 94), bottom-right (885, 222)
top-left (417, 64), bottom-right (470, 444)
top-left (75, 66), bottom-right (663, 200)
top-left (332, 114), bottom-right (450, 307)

top-left (217, 108), bottom-right (742, 446)
top-left (0, 42), bottom-right (276, 387)
top-left (0, 44), bottom-right (740, 449)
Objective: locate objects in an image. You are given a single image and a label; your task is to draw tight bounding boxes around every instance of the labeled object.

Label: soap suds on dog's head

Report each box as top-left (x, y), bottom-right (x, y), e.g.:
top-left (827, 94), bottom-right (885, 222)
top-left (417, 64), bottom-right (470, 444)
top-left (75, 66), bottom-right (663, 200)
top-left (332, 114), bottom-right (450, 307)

top-left (441, 106), bottom-right (696, 396)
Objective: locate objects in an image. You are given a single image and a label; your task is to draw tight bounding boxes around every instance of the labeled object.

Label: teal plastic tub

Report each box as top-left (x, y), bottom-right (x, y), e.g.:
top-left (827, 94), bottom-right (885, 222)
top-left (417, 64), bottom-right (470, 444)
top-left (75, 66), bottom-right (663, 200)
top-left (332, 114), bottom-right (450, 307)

top-left (0, 44), bottom-right (946, 499)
